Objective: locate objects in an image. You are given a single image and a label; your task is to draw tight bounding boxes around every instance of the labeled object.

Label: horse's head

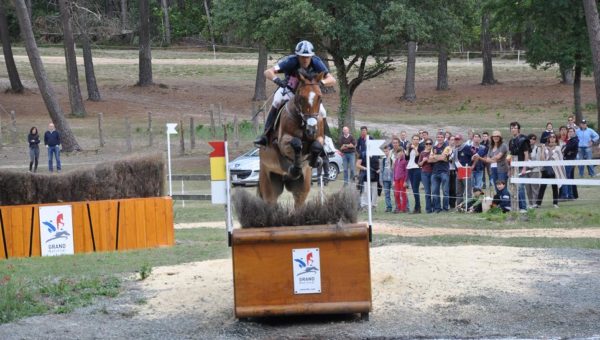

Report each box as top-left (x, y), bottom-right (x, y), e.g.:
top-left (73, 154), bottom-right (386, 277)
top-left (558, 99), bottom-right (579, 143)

top-left (295, 70), bottom-right (324, 140)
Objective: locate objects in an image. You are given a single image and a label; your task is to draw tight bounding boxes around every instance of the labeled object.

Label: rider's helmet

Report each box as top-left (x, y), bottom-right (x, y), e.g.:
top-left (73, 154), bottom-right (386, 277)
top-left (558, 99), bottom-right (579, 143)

top-left (295, 40), bottom-right (315, 57)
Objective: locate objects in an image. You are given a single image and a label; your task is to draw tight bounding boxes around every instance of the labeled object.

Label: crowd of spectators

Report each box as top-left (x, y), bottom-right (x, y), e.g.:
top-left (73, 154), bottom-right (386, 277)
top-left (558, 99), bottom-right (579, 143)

top-left (338, 115), bottom-right (599, 214)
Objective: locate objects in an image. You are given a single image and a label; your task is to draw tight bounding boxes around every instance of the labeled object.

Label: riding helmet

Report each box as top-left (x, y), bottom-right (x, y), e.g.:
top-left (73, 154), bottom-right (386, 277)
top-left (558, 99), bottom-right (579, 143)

top-left (295, 40), bottom-right (315, 57)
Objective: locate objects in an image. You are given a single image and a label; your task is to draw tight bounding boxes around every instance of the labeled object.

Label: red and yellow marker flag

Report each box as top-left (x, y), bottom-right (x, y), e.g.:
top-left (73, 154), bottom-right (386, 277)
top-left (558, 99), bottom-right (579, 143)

top-left (209, 141), bottom-right (227, 204)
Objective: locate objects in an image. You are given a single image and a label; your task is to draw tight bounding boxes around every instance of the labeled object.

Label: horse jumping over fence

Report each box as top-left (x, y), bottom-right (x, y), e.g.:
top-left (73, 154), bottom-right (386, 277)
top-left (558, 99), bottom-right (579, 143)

top-left (258, 70), bottom-right (325, 208)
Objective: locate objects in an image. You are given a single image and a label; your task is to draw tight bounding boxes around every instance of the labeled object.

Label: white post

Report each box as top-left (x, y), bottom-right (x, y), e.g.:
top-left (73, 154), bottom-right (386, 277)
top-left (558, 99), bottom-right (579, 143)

top-left (181, 179), bottom-right (185, 208)
top-left (517, 50), bottom-right (521, 64)
top-left (467, 51), bottom-right (470, 64)
top-left (225, 141), bottom-right (233, 233)
top-left (465, 170), bottom-right (468, 211)
top-left (166, 123), bottom-right (178, 197)
top-left (366, 142), bottom-right (373, 226)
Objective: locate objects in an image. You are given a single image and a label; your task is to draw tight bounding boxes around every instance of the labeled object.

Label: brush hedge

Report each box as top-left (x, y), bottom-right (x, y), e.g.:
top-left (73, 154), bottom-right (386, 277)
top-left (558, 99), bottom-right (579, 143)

top-left (0, 154), bottom-right (164, 206)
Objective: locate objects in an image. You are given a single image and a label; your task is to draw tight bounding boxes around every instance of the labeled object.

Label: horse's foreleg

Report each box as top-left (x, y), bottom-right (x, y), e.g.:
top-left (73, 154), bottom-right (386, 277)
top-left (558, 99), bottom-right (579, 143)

top-left (288, 137), bottom-right (303, 179)
top-left (308, 140), bottom-right (324, 168)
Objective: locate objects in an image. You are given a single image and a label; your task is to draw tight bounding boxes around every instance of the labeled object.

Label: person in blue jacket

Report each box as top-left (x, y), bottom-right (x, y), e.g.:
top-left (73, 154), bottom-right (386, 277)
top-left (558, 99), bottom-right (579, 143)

top-left (44, 122), bottom-right (61, 172)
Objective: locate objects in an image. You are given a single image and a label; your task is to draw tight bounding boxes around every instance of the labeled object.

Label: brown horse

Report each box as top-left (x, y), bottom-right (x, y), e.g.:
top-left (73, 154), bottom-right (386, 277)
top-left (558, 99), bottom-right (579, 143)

top-left (258, 71), bottom-right (325, 208)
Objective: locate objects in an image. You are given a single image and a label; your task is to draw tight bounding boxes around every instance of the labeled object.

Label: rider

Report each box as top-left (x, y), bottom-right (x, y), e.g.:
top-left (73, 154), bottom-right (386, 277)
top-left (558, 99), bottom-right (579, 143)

top-left (254, 40), bottom-right (337, 147)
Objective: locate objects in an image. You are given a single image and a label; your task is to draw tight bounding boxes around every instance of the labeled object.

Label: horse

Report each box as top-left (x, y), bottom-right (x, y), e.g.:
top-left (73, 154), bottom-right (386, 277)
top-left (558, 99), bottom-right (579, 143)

top-left (258, 71), bottom-right (325, 208)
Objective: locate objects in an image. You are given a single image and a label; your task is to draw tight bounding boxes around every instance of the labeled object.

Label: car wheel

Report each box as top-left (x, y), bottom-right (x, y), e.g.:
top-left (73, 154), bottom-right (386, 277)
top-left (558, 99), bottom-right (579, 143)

top-left (328, 163), bottom-right (339, 181)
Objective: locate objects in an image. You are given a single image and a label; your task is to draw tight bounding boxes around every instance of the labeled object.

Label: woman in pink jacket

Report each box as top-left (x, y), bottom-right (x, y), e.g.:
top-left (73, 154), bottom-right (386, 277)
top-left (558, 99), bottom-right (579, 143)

top-left (393, 146), bottom-right (408, 213)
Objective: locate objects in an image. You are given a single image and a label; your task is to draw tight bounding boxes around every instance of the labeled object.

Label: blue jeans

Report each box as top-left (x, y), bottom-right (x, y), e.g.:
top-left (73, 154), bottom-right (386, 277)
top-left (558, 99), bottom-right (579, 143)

top-left (431, 172), bottom-right (449, 212)
top-left (383, 180), bottom-right (393, 211)
top-left (578, 147), bottom-right (595, 177)
top-left (408, 168), bottom-right (421, 211)
top-left (560, 165), bottom-right (576, 199)
top-left (491, 168), bottom-right (508, 194)
top-left (48, 145), bottom-right (61, 172)
top-left (342, 152), bottom-right (355, 185)
top-left (421, 172), bottom-right (432, 213)
top-left (472, 170), bottom-right (484, 189)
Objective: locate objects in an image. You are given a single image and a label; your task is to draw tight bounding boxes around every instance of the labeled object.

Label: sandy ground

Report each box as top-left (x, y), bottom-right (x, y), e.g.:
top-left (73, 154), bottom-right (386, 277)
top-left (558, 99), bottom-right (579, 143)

top-left (1, 244), bottom-right (600, 339)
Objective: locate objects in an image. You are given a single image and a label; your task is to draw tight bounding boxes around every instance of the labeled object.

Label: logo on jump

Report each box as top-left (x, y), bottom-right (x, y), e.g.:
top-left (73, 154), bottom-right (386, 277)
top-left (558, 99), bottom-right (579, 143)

top-left (42, 212), bottom-right (70, 243)
top-left (294, 251), bottom-right (319, 276)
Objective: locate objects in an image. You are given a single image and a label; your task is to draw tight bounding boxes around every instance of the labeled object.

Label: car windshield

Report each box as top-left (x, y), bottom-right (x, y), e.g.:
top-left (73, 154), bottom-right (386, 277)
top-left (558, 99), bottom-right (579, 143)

top-left (240, 148), bottom-right (259, 157)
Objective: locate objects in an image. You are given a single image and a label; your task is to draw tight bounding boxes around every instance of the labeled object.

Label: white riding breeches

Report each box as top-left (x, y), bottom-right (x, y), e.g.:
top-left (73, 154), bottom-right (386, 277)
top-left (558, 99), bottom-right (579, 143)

top-left (272, 87), bottom-right (327, 118)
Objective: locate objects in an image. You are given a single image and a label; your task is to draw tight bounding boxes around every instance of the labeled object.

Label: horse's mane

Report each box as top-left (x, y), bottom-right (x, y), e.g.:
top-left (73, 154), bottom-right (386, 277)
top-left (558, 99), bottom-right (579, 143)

top-left (298, 68), bottom-right (319, 82)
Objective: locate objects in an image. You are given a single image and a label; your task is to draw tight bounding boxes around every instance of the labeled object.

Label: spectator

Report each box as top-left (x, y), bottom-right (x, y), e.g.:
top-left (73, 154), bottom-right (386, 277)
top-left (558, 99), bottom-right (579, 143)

top-left (419, 130), bottom-right (429, 149)
top-left (418, 138), bottom-right (434, 213)
top-left (566, 114), bottom-right (577, 130)
top-left (429, 132), bottom-right (451, 213)
top-left (457, 187), bottom-right (484, 213)
top-left (393, 146), bottom-right (408, 213)
top-left (508, 121), bottom-right (530, 212)
top-left (481, 131), bottom-right (492, 189)
top-left (399, 130), bottom-right (410, 150)
top-left (558, 125), bottom-right (568, 146)
top-left (454, 134), bottom-right (474, 207)
top-left (316, 135), bottom-right (335, 185)
top-left (444, 131), bottom-right (452, 142)
top-left (356, 150), bottom-right (380, 211)
top-left (406, 134), bottom-right (422, 213)
top-left (526, 134), bottom-right (542, 209)
top-left (483, 130), bottom-right (509, 193)
top-left (447, 135), bottom-right (458, 209)
top-left (338, 126), bottom-right (356, 186)
top-left (536, 133), bottom-right (566, 208)
top-left (471, 133), bottom-right (487, 191)
top-left (561, 127), bottom-right (579, 200)
top-left (380, 145), bottom-right (394, 212)
top-left (44, 122), bottom-right (61, 173)
top-left (27, 126), bottom-right (40, 173)
top-left (492, 179), bottom-right (512, 213)
top-left (576, 119), bottom-right (599, 177)
top-left (540, 122), bottom-right (554, 144)
top-left (356, 126), bottom-right (371, 155)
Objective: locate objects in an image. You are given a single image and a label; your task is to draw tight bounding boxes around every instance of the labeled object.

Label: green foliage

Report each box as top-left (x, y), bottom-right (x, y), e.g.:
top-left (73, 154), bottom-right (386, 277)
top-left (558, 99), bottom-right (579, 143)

top-left (138, 264), bottom-right (152, 280)
top-left (167, 1), bottom-right (208, 40)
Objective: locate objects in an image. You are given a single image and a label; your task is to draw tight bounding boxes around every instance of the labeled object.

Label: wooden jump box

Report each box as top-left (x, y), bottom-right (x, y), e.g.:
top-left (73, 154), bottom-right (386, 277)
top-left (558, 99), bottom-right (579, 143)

top-left (232, 223), bottom-right (372, 319)
top-left (0, 197), bottom-right (174, 259)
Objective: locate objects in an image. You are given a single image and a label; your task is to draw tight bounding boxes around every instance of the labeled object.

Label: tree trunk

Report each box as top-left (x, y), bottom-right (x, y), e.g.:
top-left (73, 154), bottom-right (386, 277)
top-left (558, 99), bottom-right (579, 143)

top-left (402, 41), bottom-right (417, 101)
top-left (583, 0), bottom-right (600, 125)
top-left (81, 34), bottom-right (101, 101)
top-left (13, 0), bottom-right (80, 151)
top-left (252, 42), bottom-right (267, 101)
top-left (560, 64), bottom-right (574, 85)
top-left (574, 62), bottom-right (583, 124)
top-left (481, 12), bottom-right (497, 85)
top-left (0, 1), bottom-right (24, 93)
top-left (120, 0), bottom-right (127, 31)
top-left (332, 55), bottom-right (354, 133)
top-left (59, 0), bottom-right (86, 117)
top-left (138, 0), bottom-right (153, 86)
top-left (160, 0), bottom-right (171, 46)
top-left (436, 46), bottom-right (449, 91)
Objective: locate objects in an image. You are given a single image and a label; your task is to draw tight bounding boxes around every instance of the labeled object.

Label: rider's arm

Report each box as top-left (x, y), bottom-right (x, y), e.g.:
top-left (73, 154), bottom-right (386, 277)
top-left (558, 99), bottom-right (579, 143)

top-left (264, 67), bottom-right (279, 83)
top-left (321, 73), bottom-right (336, 87)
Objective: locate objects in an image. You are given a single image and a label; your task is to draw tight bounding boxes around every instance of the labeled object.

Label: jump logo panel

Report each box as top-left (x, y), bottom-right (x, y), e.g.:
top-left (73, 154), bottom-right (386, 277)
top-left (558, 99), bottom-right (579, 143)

top-left (292, 248), bottom-right (321, 294)
top-left (39, 205), bottom-right (74, 257)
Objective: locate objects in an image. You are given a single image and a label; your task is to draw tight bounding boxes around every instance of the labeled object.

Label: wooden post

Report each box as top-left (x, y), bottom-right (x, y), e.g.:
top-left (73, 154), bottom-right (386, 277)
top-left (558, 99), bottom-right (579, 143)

top-left (179, 118), bottom-right (185, 156)
top-left (0, 110), bottom-right (3, 148)
top-left (223, 117), bottom-right (228, 140)
top-left (125, 117), bottom-right (132, 153)
top-left (209, 104), bottom-right (216, 138)
top-left (148, 112), bottom-right (153, 147)
top-left (251, 102), bottom-right (259, 135)
top-left (10, 110), bottom-right (17, 144)
top-left (190, 116), bottom-right (195, 149)
top-left (233, 114), bottom-right (239, 149)
top-left (98, 112), bottom-right (105, 147)
top-left (510, 165), bottom-right (518, 213)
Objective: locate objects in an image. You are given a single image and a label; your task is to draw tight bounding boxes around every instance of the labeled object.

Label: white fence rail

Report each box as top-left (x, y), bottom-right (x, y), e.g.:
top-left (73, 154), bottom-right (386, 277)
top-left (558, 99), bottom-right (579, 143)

top-left (510, 160), bottom-right (600, 186)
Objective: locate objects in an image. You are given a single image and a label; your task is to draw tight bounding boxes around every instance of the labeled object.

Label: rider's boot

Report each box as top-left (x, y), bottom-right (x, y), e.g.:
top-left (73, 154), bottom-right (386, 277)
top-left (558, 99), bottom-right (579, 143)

top-left (254, 106), bottom-right (278, 147)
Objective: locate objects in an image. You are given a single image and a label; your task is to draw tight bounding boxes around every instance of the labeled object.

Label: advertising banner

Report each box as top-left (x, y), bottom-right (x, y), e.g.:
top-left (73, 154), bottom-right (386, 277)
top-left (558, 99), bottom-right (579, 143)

top-left (292, 248), bottom-right (322, 294)
top-left (39, 205), bottom-right (74, 257)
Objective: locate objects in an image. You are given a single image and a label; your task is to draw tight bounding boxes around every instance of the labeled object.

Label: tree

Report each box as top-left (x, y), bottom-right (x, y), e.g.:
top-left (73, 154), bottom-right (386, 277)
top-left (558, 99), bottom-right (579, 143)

top-left (13, 0), bottom-right (81, 151)
top-left (403, 40), bottom-right (417, 101)
top-left (0, 0), bottom-right (24, 93)
top-left (583, 0), bottom-right (600, 125)
top-left (253, 42), bottom-right (267, 101)
top-left (160, 0), bottom-right (171, 45)
top-left (138, 0), bottom-right (153, 86)
top-left (481, 10), bottom-right (497, 85)
top-left (59, 0), bottom-right (87, 117)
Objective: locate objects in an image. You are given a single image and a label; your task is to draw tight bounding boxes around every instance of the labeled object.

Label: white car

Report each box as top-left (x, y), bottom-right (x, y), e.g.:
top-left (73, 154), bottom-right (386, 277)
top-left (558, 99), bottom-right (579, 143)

top-left (229, 148), bottom-right (343, 186)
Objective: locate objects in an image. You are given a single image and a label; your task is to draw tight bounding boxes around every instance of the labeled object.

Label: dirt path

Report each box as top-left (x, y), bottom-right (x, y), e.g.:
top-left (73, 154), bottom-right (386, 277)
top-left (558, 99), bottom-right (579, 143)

top-left (178, 221), bottom-right (600, 239)
top-left (1, 244), bottom-right (600, 339)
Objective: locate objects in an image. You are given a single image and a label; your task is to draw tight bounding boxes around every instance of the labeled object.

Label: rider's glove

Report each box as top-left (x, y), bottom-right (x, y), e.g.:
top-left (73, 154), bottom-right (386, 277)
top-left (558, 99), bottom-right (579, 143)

top-left (273, 77), bottom-right (287, 89)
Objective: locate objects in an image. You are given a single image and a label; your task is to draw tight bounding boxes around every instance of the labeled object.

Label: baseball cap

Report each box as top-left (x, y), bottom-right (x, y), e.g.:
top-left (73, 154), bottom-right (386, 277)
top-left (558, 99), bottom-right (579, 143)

top-left (581, 119), bottom-right (587, 124)
top-left (454, 134), bottom-right (463, 140)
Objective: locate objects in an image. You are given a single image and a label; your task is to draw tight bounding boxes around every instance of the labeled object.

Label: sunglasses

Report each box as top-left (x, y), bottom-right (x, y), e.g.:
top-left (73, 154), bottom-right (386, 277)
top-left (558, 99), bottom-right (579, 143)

top-left (425, 143), bottom-right (432, 145)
